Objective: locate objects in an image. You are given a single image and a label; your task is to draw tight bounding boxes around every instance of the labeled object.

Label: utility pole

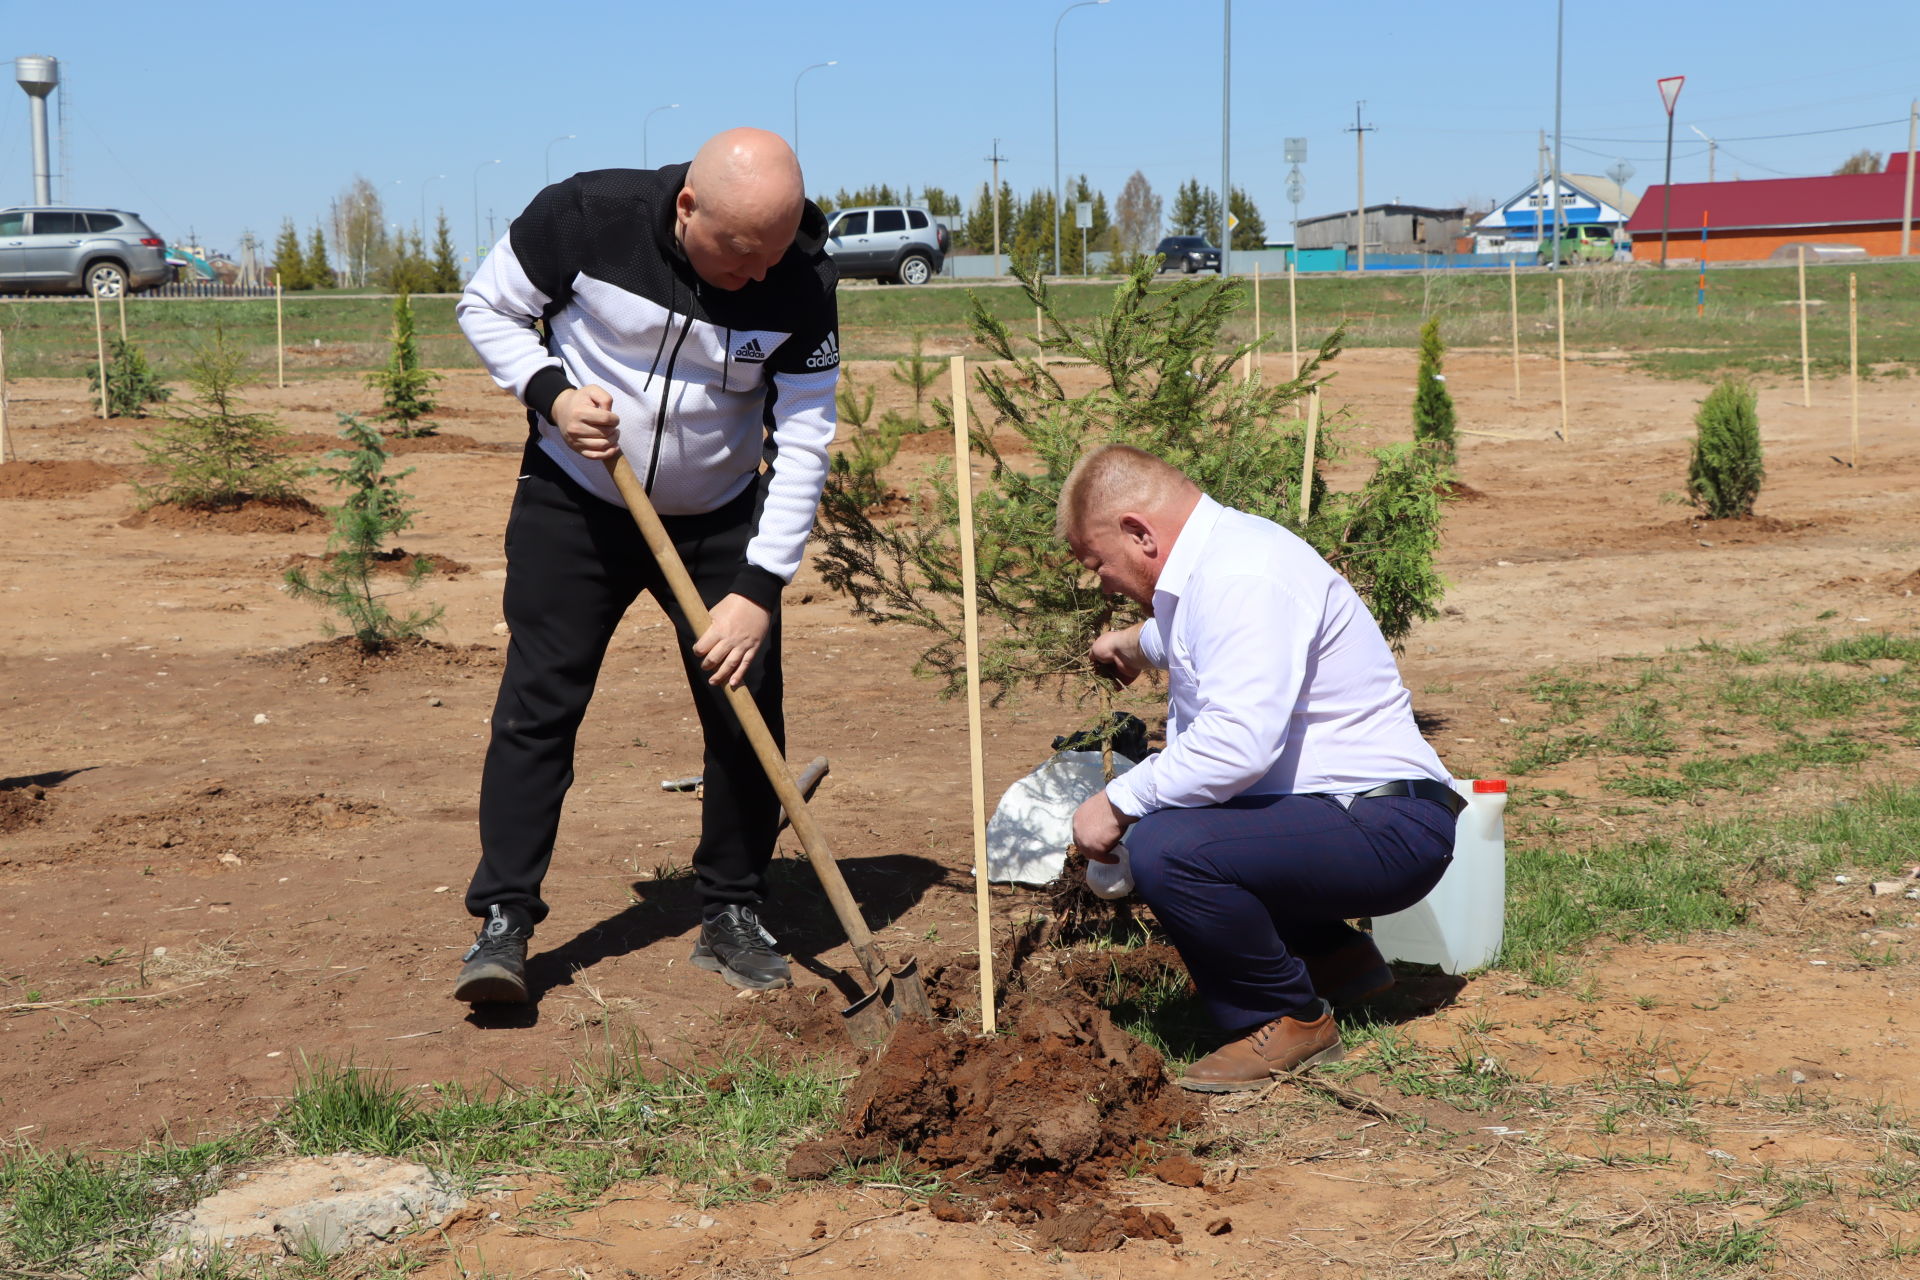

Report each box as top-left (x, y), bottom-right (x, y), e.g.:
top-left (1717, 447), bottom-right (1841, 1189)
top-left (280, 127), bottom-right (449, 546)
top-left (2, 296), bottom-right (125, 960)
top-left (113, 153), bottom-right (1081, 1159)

top-left (986, 139), bottom-right (1007, 278)
top-left (1902, 98), bottom-right (1917, 257)
top-left (1220, 0), bottom-right (1232, 278)
top-left (1347, 101), bottom-right (1375, 272)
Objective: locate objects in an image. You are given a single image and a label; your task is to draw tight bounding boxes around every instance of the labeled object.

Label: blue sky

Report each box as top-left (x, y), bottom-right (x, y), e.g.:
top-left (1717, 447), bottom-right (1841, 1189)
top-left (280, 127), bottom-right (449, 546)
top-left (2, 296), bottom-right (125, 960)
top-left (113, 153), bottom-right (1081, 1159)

top-left (1, 0), bottom-right (1915, 259)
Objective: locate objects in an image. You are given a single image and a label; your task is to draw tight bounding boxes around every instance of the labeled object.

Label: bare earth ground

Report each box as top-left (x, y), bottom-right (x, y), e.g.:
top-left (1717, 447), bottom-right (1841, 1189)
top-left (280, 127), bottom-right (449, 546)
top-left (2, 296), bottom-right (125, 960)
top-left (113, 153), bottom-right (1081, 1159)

top-left (4, 347), bottom-right (1920, 1276)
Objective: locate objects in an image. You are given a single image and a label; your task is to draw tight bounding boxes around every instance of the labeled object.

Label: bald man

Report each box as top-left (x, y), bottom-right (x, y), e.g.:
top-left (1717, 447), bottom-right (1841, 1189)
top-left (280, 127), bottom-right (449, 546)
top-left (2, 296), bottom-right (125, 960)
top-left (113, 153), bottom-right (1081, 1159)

top-left (452, 128), bottom-right (839, 1003)
top-left (1061, 445), bottom-right (1461, 1091)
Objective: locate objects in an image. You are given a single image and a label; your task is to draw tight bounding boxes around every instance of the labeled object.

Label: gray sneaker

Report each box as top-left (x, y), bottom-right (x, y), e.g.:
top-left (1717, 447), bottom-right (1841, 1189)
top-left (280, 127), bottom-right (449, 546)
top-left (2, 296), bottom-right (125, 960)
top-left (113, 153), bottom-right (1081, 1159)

top-left (690, 906), bottom-right (792, 990)
top-left (455, 905), bottom-right (531, 1004)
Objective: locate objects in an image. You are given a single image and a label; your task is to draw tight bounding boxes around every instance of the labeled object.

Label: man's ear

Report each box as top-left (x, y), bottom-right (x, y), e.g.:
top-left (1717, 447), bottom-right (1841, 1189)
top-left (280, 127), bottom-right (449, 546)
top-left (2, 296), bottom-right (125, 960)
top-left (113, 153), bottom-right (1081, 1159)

top-left (1119, 512), bottom-right (1157, 556)
top-left (676, 186), bottom-right (697, 223)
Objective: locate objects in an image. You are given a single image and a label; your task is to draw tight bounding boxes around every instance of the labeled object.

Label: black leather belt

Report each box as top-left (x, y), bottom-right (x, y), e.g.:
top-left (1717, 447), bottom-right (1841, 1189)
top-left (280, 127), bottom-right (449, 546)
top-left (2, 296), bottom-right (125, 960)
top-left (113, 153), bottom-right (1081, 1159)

top-left (1352, 778), bottom-right (1467, 818)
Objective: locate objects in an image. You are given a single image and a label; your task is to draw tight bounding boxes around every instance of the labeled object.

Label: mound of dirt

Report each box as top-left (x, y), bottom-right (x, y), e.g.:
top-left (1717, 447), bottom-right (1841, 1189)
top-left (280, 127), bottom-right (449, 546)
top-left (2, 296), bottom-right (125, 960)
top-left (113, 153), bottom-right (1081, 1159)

top-left (1439, 480), bottom-right (1488, 502)
top-left (269, 636), bottom-right (501, 683)
top-left (1891, 568), bottom-right (1920, 597)
top-left (383, 433), bottom-right (514, 455)
top-left (279, 547), bottom-right (471, 577)
top-left (0, 784), bottom-right (53, 833)
top-left (122, 497), bottom-right (325, 534)
top-left (0, 459), bottom-right (122, 499)
top-left (784, 996), bottom-right (1198, 1189)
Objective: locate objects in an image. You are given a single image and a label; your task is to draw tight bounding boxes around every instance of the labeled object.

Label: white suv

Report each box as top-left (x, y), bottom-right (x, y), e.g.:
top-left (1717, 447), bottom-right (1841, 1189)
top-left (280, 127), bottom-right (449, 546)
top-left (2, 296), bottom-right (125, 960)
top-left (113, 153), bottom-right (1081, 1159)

top-left (824, 206), bottom-right (948, 285)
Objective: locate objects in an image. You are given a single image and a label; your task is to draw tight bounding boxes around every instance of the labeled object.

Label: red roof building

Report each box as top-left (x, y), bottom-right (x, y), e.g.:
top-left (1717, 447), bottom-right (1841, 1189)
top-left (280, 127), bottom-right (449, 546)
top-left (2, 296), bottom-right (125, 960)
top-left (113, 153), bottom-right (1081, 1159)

top-left (1627, 151), bottom-right (1917, 262)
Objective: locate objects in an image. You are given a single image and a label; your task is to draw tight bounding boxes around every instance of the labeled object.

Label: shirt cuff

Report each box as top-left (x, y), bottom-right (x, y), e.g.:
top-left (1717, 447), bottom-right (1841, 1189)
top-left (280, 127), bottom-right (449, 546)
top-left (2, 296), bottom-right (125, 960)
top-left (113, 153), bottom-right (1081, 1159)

top-left (729, 564), bottom-right (785, 612)
top-left (1105, 767), bottom-right (1153, 820)
top-left (524, 366), bottom-right (575, 422)
top-left (1137, 617), bottom-right (1167, 669)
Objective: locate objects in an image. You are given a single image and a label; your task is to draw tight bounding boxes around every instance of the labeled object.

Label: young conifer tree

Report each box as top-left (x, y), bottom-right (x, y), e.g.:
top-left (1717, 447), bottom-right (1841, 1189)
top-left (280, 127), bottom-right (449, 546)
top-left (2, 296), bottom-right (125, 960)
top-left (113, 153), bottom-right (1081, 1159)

top-left (1412, 316), bottom-right (1458, 463)
top-left (284, 414), bottom-right (443, 651)
top-left (1687, 379), bottom-right (1763, 518)
top-left (429, 213), bottom-right (462, 292)
top-left (366, 293), bottom-right (440, 437)
top-left (136, 327), bottom-right (304, 509)
top-left (306, 225), bottom-right (334, 288)
top-left (88, 336), bottom-right (171, 418)
top-left (272, 219), bottom-right (309, 290)
top-left (816, 259), bottom-right (1448, 714)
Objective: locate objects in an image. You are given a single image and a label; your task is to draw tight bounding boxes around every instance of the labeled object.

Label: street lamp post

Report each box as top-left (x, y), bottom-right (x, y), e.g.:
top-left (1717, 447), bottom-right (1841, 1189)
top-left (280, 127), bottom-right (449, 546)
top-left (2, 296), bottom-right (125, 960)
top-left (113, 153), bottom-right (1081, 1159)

top-left (643, 103), bottom-right (680, 170)
top-left (1551, 0), bottom-right (1564, 269)
top-left (1052, 0), bottom-right (1108, 279)
top-left (472, 158), bottom-right (501, 271)
top-left (1689, 124), bottom-right (1717, 184)
top-left (420, 173), bottom-right (445, 242)
top-left (792, 62), bottom-right (836, 170)
top-left (545, 134), bottom-right (576, 187)
top-left (1656, 76), bottom-right (1686, 266)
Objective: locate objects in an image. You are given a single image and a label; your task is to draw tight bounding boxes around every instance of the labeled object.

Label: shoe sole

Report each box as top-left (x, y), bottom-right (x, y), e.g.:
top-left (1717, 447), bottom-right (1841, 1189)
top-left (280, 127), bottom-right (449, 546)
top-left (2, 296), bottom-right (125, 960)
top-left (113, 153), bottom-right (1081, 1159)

top-left (454, 962), bottom-right (528, 1005)
top-left (1176, 1040), bottom-right (1347, 1093)
top-left (690, 947), bottom-right (793, 991)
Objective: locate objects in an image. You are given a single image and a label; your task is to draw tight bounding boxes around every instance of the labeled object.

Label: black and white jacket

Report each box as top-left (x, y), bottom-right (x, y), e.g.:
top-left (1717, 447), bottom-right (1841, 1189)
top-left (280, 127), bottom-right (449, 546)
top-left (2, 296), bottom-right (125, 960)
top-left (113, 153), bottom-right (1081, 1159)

top-left (457, 164), bottom-right (840, 608)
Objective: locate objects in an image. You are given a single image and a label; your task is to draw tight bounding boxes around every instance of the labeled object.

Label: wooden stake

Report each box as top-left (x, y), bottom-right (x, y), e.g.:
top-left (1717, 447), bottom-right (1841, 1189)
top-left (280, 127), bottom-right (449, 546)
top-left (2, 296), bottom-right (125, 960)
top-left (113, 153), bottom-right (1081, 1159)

top-left (1849, 272), bottom-right (1859, 468)
top-left (1288, 255), bottom-right (1300, 380)
top-left (1299, 388), bottom-right (1321, 523)
top-left (276, 274), bottom-right (286, 389)
top-left (117, 288), bottom-right (127, 340)
top-left (1247, 263), bottom-right (1261, 385)
top-left (1508, 259), bottom-right (1521, 397)
top-left (0, 329), bottom-right (10, 461)
top-left (1556, 276), bottom-right (1569, 442)
top-left (93, 290), bottom-right (110, 419)
top-left (1797, 245), bottom-right (1811, 408)
top-left (949, 355), bottom-right (995, 1036)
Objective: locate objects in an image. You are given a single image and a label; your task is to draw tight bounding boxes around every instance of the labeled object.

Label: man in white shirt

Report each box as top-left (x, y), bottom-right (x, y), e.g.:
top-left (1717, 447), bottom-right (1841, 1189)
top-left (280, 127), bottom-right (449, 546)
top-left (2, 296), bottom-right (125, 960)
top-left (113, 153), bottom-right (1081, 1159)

top-left (1064, 445), bottom-right (1460, 1092)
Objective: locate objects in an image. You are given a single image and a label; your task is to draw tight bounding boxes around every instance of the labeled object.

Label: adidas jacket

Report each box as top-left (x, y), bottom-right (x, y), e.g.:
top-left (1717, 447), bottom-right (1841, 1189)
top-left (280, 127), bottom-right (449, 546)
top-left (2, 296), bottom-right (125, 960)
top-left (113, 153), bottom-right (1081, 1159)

top-left (458, 164), bottom-right (840, 608)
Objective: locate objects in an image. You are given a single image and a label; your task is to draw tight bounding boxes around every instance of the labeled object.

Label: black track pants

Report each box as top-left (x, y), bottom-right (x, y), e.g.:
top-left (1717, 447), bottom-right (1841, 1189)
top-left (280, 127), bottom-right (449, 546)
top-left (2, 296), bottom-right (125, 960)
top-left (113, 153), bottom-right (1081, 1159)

top-left (465, 443), bottom-right (784, 928)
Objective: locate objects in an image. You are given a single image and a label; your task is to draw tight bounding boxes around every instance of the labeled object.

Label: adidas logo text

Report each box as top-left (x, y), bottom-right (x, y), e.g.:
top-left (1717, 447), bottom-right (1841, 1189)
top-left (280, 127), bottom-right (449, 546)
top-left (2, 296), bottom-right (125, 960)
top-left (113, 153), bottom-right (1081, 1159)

top-left (732, 337), bottom-right (768, 363)
top-left (805, 333), bottom-right (840, 369)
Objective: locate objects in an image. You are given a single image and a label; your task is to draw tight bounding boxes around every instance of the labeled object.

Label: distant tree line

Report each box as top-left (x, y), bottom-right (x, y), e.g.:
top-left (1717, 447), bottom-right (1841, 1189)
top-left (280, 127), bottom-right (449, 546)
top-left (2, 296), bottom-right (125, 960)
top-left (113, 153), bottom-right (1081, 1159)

top-left (808, 171), bottom-right (1269, 274)
top-left (270, 176), bottom-right (464, 292)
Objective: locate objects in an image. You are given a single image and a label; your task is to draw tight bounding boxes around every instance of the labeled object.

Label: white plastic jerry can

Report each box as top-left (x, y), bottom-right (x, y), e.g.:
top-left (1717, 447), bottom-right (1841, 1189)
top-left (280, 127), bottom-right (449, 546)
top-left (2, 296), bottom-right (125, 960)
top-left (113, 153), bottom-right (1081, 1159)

top-left (1371, 779), bottom-right (1508, 974)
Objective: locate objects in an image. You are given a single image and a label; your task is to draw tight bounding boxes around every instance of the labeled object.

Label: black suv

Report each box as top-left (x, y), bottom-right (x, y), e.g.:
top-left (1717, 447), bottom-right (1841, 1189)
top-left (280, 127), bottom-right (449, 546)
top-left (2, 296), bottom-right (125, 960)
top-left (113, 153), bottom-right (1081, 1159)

top-left (1154, 235), bottom-right (1221, 274)
top-left (824, 206), bottom-right (949, 284)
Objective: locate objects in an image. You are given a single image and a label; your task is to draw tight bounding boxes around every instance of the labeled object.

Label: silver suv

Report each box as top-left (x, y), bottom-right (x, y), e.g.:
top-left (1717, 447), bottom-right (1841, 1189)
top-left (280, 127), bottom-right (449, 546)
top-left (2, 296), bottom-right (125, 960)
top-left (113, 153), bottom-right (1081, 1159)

top-left (824, 206), bottom-right (948, 285)
top-left (0, 206), bottom-right (173, 298)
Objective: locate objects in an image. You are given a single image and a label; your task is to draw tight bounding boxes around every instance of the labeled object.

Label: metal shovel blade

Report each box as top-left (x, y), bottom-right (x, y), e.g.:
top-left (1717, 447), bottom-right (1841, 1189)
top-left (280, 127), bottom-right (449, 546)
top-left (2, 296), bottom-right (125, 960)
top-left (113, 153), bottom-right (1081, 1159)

top-left (837, 953), bottom-right (935, 1049)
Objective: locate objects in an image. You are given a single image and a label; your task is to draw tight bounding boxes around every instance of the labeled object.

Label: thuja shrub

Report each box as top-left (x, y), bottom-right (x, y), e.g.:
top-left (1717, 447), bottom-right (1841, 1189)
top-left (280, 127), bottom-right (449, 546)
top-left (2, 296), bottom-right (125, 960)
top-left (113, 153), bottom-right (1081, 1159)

top-left (1412, 316), bottom-right (1457, 463)
top-left (283, 414), bottom-right (443, 651)
top-left (1687, 379), bottom-right (1763, 518)
top-left (816, 257), bottom-right (1449, 708)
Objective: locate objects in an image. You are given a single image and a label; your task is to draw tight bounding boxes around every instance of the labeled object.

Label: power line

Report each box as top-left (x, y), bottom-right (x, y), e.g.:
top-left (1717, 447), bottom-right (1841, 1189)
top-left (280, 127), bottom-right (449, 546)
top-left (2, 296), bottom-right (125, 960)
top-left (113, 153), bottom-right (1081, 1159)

top-left (1569, 115), bottom-right (1908, 146)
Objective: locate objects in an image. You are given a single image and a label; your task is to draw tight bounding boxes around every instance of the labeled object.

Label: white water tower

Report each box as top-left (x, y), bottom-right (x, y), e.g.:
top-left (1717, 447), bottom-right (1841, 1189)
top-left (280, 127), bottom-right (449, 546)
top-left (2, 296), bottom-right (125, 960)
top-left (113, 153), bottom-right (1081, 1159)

top-left (15, 55), bottom-right (58, 206)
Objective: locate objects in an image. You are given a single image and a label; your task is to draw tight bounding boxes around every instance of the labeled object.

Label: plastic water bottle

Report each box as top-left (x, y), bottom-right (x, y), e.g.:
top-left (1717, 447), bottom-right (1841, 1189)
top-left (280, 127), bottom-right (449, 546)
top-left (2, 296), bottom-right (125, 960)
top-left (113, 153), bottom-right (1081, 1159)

top-left (1084, 843), bottom-right (1134, 900)
top-left (1372, 779), bottom-right (1508, 973)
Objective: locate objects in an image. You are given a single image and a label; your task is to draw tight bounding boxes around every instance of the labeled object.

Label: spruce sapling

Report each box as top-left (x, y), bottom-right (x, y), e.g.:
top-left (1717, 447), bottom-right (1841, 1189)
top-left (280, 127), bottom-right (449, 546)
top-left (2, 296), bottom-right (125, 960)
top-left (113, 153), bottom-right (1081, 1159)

top-left (1412, 316), bottom-right (1457, 463)
top-left (135, 326), bottom-right (305, 510)
top-left (366, 292), bottom-right (440, 437)
top-left (283, 414), bottom-right (443, 651)
top-left (1687, 379), bottom-right (1763, 518)
top-left (88, 336), bottom-right (171, 418)
top-left (890, 330), bottom-right (940, 427)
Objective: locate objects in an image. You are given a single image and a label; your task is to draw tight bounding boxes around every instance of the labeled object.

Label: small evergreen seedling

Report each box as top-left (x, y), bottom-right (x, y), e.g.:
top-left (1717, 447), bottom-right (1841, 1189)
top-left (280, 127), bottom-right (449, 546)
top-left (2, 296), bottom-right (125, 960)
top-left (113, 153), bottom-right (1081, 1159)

top-left (1687, 379), bottom-right (1763, 518)
top-left (827, 371), bottom-right (909, 512)
top-left (890, 330), bottom-right (940, 427)
top-left (88, 336), bottom-right (171, 418)
top-left (284, 414), bottom-right (444, 651)
top-left (135, 326), bottom-right (304, 509)
top-left (1412, 316), bottom-right (1457, 463)
top-left (366, 293), bottom-right (440, 437)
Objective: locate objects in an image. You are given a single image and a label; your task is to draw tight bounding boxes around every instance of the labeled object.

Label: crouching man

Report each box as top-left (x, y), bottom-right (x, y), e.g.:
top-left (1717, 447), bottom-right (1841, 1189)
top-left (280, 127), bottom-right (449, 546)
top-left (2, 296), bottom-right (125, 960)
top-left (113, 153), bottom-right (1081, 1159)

top-left (1062, 445), bottom-right (1461, 1092)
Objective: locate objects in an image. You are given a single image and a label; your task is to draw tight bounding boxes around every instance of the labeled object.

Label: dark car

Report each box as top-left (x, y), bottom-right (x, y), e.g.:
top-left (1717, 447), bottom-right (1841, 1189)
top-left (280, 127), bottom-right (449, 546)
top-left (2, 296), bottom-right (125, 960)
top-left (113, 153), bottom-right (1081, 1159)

top-left (1154, 235), bottom-right (1221, 274)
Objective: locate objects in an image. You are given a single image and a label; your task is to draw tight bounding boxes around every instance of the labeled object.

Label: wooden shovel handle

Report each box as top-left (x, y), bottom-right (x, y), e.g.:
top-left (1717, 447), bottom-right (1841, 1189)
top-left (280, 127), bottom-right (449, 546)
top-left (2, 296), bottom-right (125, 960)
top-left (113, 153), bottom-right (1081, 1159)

top-left (603, 456), bottom-right (889, 987)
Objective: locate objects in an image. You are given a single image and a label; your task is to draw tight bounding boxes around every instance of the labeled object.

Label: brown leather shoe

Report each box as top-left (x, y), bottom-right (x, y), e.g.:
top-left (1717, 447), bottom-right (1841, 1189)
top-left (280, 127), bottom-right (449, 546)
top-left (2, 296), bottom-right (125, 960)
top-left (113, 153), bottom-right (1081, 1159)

top-left (1178, 1001), bottom-right (1345, 1093)
top-left (1302, 935), bottom-right (1395, 1007)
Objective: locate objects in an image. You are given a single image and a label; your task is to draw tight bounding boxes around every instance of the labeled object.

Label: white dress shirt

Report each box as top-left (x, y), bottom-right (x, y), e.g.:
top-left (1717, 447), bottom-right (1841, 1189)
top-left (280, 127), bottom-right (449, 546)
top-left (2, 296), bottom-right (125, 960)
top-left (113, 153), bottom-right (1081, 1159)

top-left (1105, 495), bottom-right (1450, 819)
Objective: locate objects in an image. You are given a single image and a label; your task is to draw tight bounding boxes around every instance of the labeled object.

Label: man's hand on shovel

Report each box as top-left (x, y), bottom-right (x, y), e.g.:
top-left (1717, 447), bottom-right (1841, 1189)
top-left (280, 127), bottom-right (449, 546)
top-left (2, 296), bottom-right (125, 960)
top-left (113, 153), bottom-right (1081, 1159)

top-left (694, 595), bottom-right (770, 688)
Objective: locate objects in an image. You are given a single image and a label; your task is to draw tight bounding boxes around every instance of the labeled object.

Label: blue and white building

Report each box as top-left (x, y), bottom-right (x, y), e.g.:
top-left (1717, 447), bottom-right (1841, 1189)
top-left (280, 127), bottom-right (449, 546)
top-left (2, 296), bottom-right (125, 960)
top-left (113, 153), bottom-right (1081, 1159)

top-left (1469, 173), bottom-right (1639, 255)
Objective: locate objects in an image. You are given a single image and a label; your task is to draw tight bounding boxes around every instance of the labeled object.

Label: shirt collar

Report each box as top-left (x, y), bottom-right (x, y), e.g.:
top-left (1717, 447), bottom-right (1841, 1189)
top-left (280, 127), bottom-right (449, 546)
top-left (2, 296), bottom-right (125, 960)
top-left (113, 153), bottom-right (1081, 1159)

top-left (1152, 493), bottom-right (1221, 602)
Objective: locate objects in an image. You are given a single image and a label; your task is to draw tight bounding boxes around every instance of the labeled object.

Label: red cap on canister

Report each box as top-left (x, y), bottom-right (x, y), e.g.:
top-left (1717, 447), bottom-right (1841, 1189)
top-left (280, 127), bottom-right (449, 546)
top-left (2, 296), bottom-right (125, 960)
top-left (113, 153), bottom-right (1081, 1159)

top-left (1472, 779), bottom-right (1508, 793)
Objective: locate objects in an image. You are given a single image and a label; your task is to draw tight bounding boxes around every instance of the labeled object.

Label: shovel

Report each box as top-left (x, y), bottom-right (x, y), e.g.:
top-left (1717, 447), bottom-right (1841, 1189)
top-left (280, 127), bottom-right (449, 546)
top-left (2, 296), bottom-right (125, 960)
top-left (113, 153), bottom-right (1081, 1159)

top-left (603, 455), bottom-right (932, 1047)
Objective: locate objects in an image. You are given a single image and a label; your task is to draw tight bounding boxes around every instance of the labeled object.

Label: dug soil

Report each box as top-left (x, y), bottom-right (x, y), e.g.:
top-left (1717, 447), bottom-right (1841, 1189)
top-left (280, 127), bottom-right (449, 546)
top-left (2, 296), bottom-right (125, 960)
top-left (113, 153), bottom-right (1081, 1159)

top-left (5, 348), bottom-right (1920, 1275)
